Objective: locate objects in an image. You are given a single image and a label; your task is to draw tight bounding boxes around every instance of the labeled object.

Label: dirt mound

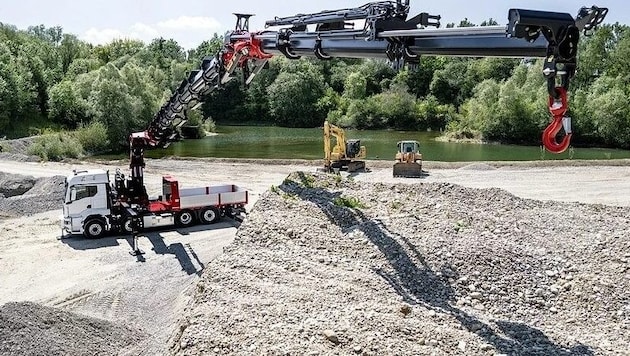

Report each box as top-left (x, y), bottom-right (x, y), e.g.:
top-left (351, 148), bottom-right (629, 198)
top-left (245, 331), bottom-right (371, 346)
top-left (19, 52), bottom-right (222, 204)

top-left (172, 172), bottom-right (629, 355)
top-left (0, 302), bottom-right (144, 356)
top-left (0, 174), bottom-right (65, 218)
top-left (0, 137), bottom-right (40, 162)
top-left (0, 173), bottom-right (36, 197)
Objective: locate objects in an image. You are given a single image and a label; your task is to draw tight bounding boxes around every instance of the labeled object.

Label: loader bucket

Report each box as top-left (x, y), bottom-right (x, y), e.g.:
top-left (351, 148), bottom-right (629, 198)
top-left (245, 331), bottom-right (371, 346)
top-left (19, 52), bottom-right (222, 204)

top-left (393, 162), bottom-right (423, 178)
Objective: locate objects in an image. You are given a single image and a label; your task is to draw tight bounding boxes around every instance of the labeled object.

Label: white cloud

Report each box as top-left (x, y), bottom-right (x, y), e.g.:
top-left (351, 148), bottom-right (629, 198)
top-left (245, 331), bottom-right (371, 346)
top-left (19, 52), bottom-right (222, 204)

top-left (81, 27), bottom-right (127, 45)
top-left (130, 22), bottom-right (159, 37)
top-left (81, 16), bottom-right (223, 48)
top-left (157, 16), bottom-right (221, 31)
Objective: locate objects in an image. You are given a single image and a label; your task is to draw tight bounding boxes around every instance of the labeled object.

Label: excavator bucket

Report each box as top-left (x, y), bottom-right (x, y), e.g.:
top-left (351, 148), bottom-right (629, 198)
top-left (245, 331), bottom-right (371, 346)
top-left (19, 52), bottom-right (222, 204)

top-left (393, 162), bottom-right (423, 178)
top-left (347, 160), bottom-right (366, 173)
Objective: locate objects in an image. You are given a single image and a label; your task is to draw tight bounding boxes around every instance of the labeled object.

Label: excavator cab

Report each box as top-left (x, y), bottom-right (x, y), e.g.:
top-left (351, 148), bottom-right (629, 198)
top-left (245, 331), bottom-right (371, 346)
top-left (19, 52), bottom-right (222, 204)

top-left (323, 121), bottom-right (366, 173)
top-left (393, 140), bottom-right (423, 178)
top-left (345, 139), bottom-right (363, 159)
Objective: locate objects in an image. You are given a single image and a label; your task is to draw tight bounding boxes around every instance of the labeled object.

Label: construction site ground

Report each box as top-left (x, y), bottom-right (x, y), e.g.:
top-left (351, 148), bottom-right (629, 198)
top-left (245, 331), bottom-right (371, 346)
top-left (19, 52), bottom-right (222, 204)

top-left (0, 157), bottom-right (629, 355)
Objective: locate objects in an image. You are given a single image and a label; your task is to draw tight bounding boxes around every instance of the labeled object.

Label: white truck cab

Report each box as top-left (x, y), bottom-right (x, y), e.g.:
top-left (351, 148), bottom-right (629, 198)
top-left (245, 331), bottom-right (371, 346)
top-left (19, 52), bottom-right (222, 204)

top-left (62, 170), bottom-right (113, 237)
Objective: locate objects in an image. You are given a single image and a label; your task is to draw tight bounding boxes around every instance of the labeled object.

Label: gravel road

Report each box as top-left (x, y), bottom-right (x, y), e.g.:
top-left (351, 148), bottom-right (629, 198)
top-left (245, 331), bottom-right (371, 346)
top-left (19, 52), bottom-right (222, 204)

top-left (0, 157), bottom-right (628, 355)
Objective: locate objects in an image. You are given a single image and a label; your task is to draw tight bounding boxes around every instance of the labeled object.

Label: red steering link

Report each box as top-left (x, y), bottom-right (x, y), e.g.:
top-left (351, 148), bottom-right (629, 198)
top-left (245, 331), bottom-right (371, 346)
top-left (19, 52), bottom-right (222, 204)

top-left (543, 87), bottom-right (572, 154)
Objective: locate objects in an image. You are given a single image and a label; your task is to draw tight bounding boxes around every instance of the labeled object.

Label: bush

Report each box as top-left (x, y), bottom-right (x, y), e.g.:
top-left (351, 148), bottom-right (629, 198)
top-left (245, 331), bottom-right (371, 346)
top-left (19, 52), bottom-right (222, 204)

top-left (73, 121), bottom-right (110, 154)
top-left (28, 133), bottom-right (83, 161)
top-left (185, 110), bottom-right (216, 137)
top-left (333, 196), bottom-right (366, 209)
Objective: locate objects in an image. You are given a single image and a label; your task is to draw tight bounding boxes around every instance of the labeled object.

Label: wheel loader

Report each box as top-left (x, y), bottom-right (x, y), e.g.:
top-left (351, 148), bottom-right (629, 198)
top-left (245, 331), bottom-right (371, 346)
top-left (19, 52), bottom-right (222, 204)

top-left (393, 140), bottom-right (423, 178)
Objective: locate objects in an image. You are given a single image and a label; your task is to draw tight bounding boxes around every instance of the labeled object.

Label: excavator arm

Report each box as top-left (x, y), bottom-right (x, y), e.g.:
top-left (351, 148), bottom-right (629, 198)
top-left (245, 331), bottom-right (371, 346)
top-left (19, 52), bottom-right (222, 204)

top-left (125, 1), bottom-right (608, 202)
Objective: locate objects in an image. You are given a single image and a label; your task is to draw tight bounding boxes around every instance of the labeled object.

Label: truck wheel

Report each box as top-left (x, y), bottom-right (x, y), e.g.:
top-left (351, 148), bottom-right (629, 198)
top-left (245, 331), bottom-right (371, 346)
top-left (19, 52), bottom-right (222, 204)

top-left (84, 219), bottom-right (106, 239)
top-left (176, 210), bottom-right (195, 227)
top-left (199, 207), bottom-right (220, 224)
top-left (121, 217), bottom-right (134, 234)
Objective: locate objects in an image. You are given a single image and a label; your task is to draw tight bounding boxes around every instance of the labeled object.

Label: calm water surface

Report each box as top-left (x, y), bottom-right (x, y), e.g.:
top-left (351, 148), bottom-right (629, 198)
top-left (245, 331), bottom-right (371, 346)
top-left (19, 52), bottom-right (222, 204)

top-left (140, 125), bottom-right (630, 162)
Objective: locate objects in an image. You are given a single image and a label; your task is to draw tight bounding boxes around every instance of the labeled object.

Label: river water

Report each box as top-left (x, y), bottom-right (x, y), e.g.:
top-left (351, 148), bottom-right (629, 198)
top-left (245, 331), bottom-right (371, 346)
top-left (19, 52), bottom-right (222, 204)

top-left (142, 125), bottom-right (630, 161)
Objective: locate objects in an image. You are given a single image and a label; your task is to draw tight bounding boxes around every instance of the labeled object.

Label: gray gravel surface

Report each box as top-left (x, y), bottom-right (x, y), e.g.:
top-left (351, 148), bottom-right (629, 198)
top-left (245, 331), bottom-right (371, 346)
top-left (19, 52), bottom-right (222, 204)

top-left (172, 172), bottom-right (630, 356)
top-left (0, 137), bottom-right (40, 162)
top-left (0, 302), bottom-right (144, 356)
top-left (0, 173), bottom-right (65, 219)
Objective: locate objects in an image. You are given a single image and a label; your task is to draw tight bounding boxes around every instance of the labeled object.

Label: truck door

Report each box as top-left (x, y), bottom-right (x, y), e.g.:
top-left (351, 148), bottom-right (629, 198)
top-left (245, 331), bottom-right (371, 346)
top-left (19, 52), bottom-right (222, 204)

top-left (67, 185), bottom-right (99, 217)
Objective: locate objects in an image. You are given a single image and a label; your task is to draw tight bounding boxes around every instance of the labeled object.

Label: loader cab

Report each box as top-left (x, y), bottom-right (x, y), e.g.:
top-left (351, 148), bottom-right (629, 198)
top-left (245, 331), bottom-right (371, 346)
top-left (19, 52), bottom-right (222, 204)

top-left (398, 141), bottom-right (420, 154)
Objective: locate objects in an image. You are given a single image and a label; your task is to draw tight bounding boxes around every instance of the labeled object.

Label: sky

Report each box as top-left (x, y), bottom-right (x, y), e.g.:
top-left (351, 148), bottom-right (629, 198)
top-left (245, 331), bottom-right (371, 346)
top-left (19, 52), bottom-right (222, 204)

top-left (2, 0), bottom-right (628, 49)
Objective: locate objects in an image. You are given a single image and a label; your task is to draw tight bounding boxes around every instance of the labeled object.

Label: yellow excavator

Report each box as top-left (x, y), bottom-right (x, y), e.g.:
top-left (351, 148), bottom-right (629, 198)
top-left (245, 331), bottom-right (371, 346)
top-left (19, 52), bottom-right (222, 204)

top-left (393, 140), bottom-right (423, 177)
top-left (323, 121), bottom-right (366, 173)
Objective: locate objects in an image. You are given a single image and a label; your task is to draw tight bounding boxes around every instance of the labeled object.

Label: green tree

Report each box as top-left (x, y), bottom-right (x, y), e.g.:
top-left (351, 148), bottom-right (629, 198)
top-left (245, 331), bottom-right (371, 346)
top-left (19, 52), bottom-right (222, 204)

top-left (88, 77), bottom-right (136, 147)
top-left (267, 70), bottom-right (326, 127)
top-left (146, 38), bottom-right (185, 70)
top-left (48, 80), bottom-right (87, 126)
top-left (59, 34), bottom-right (88, 74)
top-left (93, 39), bottom-right (144, 65)
top-left (189, 34), bottom-right (224, 62)
top-left (343, 72), bottom-right (367, 99)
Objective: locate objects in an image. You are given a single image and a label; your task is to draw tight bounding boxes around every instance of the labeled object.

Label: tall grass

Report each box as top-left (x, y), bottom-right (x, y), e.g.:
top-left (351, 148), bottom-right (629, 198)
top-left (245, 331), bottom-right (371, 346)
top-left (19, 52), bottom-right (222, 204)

top-left (28, 132), bottom-right (83, 161)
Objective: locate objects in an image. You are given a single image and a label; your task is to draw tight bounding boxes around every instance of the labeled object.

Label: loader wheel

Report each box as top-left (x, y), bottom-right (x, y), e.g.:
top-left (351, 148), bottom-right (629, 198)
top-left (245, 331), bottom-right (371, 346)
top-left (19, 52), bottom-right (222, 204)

top-left (176, 210), bottom-right (195, 227)
top-left (199, 207), bottom-right (220, 224)
top-left (84, 219), bottom-right (106, 239)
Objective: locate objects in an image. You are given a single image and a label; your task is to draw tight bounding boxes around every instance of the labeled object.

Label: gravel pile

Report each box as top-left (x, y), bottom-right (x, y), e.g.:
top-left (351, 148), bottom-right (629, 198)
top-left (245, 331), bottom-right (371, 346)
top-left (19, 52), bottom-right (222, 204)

top-left (172, 172), bottom-right (629, 356)
top-left (0, 302), bottom-right (144, 356)
top-left (0, 173), bottom-right (65, 218)
top-left (0, 137), bottom-right (40, 162)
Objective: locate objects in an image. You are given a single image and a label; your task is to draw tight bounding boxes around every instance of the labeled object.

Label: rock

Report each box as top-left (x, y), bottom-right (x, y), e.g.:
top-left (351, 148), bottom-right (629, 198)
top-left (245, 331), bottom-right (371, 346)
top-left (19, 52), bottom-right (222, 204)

top-left (400, 304), bottom-right (412, 316)
top-left (322, 330), bottom-right (340, 345)
top-left (458, 341), bottom-right (467, 352)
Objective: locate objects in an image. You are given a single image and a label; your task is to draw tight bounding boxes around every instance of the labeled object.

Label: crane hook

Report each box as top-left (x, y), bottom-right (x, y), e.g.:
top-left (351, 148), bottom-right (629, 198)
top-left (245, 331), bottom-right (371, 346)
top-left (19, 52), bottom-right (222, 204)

top-left (543, 87), bottom-right (572, 154)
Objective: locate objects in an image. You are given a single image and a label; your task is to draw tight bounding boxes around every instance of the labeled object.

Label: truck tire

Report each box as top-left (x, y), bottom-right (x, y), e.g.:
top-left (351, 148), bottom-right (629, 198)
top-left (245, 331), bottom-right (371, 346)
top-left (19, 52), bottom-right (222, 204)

top-left (121, 217), bottom-right (134, 234)
top-left (84, 219), bottom-right (106, 239)
top-left (199, 207), bottom-right (220, 224)
top-left (176, 210), bottom-right (195, 227)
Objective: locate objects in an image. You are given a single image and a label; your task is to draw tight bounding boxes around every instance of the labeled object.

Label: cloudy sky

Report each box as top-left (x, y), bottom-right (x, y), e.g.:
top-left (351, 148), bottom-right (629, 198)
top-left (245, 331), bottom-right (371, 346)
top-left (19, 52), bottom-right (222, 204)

top-left (2, 0), bottom-right (628, 49)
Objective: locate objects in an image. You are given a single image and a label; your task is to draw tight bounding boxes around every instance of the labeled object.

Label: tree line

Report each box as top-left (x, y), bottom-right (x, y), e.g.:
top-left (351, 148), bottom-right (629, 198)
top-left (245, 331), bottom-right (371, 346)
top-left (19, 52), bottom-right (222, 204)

top-left (0, 20), bottom-right (629, 158)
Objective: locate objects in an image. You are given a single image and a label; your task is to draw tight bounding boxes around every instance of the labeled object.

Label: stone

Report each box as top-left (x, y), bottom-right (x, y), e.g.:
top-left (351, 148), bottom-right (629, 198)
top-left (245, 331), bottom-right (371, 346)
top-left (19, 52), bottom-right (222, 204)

top-left (458, 341), bottom-right (467, 352)
top-left (323, 330), bottom-right (340, 345)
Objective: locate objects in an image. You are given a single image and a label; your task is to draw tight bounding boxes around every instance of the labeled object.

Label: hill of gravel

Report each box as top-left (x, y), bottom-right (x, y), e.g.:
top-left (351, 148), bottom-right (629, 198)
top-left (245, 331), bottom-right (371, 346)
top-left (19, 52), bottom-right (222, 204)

top-left (0, 172), bottom-right (65, 219)
top-left (0, 137), bottom-right (40, 162)
top-left (171, 172), bottom-right (629, 356)
top-left (0, 302), bottom-right (144, 356)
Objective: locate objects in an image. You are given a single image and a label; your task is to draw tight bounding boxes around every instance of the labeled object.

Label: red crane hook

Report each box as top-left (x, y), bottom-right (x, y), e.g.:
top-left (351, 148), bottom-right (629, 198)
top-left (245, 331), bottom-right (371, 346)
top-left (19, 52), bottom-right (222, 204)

top-left (543, 87), bottom-right (572, 154)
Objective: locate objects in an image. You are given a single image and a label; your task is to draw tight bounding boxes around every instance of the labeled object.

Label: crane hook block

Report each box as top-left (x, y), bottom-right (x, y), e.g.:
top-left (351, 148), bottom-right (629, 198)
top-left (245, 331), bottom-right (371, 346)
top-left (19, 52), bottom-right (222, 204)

top-left (543, 87), bottom-right (572, 154)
